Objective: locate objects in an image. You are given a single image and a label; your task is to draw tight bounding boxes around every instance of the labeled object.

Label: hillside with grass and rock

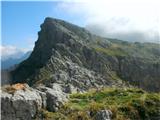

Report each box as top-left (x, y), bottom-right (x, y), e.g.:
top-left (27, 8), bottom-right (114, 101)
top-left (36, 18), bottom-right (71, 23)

top-left (1, 84), bottom-right (160, 120)
top-left (1, 17), bottom-right (160, 120)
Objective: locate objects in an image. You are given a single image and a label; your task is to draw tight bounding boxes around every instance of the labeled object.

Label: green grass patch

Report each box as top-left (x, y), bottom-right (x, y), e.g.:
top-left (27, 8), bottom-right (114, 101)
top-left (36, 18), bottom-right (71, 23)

top-left (93, 46), bottom-right (128, 57)
top-left (38, 88), bottom-right (160, 120)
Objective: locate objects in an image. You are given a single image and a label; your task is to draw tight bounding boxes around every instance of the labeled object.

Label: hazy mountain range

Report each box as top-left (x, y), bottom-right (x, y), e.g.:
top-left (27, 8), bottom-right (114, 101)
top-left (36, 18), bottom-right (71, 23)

top-left (1, 51), bottom-right (31, 70)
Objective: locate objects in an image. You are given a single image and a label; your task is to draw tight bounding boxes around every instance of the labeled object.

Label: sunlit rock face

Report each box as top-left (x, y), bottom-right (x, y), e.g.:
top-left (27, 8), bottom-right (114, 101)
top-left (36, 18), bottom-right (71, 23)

top-left (1, 83), bottom-right (68, 120)
top-left (1, 84), bottom-right (42, 120)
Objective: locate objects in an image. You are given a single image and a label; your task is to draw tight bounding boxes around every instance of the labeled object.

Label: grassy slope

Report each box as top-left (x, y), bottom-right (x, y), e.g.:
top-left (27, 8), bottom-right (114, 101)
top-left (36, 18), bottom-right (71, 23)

top-left (38, 88), bottom-right (160, 120)
top-left (91, 38), bottom-right (160, 61)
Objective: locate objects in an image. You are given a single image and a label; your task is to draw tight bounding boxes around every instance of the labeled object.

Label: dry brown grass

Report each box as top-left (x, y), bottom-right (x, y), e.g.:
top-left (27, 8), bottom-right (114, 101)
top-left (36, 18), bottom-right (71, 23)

top-left (11, 83), bottom-right (27, 90)
top-left (3, 83), bottom-right (27, 94)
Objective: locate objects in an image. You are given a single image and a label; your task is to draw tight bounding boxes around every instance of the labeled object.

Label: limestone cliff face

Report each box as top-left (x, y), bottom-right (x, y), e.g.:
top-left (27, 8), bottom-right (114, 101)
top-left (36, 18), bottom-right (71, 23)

top-left (117, 57), bottom-right (160, 91)
top-left (12, 17), bottom-right (160, 92)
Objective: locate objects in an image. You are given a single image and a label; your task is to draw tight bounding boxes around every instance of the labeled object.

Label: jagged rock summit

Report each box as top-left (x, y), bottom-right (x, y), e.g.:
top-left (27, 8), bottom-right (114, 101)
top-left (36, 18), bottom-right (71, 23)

top-left (12, 17), bottom-right (160, 92)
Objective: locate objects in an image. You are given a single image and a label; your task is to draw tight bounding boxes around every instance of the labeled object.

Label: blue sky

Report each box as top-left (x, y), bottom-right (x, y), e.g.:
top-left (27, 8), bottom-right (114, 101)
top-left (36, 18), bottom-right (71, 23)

top-left (2, 1), bottom-right (85, 50)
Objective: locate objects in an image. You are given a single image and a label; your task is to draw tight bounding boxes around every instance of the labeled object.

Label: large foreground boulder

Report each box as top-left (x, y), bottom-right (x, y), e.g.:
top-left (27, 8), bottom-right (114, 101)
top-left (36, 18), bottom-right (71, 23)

top-left (1, 84), bottom-right (42, 120)
top-left (1, 83), bottom-right (68, 120)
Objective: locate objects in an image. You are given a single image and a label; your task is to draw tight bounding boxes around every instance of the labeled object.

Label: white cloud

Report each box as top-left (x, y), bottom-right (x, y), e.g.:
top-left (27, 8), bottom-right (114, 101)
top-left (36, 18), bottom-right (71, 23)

top-left (56, 0), bottom-right (160, 43)
top-left (0, 45), bottom-right (27, 61)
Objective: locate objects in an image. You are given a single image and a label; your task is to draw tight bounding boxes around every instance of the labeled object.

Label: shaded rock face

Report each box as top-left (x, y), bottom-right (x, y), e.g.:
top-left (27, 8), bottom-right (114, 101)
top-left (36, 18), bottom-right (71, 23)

top-left (117, 57), bottom-right (160, 92)
top-left (12, 17), bottom-right (160, 92)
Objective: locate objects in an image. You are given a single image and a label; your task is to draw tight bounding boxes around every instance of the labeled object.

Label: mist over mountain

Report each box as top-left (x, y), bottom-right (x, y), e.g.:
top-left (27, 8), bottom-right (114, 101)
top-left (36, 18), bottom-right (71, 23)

top-left (1, 45), bottom-right (26, 61)
top-left (86, 24), bottom-right (160, 43)
top-left (57, 1), bottom-right (159, 44)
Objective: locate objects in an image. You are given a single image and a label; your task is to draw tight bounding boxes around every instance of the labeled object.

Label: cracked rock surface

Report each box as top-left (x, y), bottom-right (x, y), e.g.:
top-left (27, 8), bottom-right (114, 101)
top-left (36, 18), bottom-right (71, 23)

top-left (1, 83), bottom-right (68, 120)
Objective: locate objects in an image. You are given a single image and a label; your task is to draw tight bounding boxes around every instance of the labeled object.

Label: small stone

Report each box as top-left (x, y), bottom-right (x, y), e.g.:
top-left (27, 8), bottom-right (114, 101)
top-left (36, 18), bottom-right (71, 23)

top-left (95, 110), bottom-right (112, 120)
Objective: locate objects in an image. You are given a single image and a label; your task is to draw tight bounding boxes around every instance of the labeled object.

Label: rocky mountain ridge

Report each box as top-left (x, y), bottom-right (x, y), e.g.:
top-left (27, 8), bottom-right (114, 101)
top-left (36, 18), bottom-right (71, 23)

top-left (12, 17), bottom-right (160, 92)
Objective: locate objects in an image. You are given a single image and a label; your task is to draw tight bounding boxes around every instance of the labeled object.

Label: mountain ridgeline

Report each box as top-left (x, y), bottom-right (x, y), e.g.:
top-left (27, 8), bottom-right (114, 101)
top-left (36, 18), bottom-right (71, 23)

top-left (12, 17), bottom-right (160, 92)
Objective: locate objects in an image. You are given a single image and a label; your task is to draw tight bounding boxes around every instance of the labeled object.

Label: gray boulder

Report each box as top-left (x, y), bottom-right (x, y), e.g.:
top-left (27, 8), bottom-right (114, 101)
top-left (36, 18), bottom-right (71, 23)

top-left (1, 85), bottom-right (42, 120)
top-left (1, 83), bottom-right (69, 120)
top-left (95, 110), bottom-right (112, 120)
top-left (64, 84), bottom-right (78, 93)
top-left (36, 83), bottom-right (68, 112)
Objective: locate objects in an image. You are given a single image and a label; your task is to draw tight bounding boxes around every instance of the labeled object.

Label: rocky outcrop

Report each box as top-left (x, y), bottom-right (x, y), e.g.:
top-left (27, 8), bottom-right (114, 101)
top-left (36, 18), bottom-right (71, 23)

top-left (11, 18), bottom-right (124, 90)
top-left (11, 17), bottom-right (160, 92)
top-left (1, 83), bottom-right (68, 120)
top-left (36, 83), bottom-right (68, 112)
top-left (1, 84), bottom-right (42, 120)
